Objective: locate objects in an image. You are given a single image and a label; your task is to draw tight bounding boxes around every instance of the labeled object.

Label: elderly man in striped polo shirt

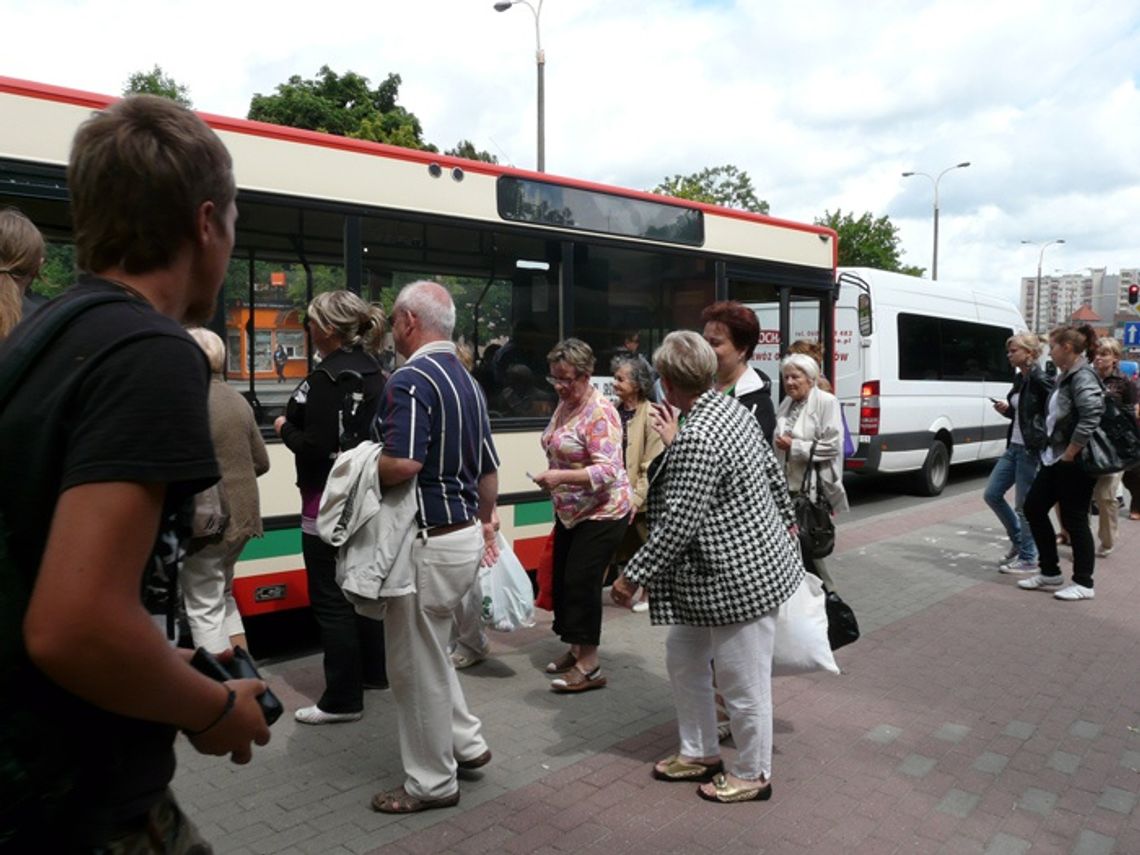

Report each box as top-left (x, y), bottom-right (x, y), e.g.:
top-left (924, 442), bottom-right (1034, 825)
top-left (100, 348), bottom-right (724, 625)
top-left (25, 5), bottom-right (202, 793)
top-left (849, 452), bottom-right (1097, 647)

top-left (370, 280), bottom-right (501, 815)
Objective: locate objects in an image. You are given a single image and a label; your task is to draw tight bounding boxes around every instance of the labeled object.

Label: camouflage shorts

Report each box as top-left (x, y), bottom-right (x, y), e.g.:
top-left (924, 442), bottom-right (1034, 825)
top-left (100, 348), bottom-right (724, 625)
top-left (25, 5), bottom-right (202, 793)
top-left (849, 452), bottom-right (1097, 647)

top-left (94, 790), bottom-right (212, 855)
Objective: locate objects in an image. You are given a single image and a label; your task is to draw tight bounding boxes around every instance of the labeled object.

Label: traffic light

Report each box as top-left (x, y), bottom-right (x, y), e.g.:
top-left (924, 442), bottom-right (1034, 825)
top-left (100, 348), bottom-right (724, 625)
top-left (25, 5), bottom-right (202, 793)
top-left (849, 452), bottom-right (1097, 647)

top-left (1130, 283), bottom-right (1140, 305)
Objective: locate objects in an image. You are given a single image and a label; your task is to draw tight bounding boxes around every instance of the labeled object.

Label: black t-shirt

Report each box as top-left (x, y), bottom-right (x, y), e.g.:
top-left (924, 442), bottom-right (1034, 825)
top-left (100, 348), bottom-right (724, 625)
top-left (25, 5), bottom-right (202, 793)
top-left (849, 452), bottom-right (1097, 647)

top-left (0, 276), bottom-right (218, 847)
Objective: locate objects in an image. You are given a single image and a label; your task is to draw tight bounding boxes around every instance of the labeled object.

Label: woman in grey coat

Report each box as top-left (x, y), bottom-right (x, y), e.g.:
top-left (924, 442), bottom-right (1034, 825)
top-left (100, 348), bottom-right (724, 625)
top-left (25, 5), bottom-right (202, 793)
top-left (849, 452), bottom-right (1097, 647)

top-left (1019, 324), bottom-right (1104, 601)
top-left (612, 331), bottom-right (803, 804)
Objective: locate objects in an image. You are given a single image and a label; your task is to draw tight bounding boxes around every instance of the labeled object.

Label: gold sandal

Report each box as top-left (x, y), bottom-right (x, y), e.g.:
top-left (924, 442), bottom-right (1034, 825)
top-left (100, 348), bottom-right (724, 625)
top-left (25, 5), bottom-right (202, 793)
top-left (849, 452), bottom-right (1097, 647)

top-left (652, 754), bottom-right (724, 782)
top-left (697, 773), bottom-right (772, 804)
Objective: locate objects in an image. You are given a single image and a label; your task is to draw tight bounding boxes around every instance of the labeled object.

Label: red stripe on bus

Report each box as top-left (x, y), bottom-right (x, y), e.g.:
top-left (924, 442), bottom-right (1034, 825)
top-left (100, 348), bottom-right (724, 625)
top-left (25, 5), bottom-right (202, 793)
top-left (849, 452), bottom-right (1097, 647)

top-left (0, 75), bottom-right (838, 242)
top-left (233, 568), bottom-right (309, 617)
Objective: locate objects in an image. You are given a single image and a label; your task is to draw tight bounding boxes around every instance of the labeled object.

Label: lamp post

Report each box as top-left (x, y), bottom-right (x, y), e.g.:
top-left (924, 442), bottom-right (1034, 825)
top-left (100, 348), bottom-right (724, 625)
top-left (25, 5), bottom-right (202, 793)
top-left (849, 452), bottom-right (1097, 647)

top-left (494, 0), bottom-right (545, 172)
top-left (901, 161), bottom-right (970, 280)
top-left (1021, 239), bottom-right (1065, 332)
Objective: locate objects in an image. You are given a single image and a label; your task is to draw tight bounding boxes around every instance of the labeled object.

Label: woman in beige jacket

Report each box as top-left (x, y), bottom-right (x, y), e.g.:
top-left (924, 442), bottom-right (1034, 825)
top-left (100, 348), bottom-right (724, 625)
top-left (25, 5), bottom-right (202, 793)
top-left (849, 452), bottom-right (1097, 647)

top-left (184, 327), bottom-right (270, 652)
top-left (610, 353), bottom-right (664, 611)
top-left (773, 353), bottom-right (848, 590)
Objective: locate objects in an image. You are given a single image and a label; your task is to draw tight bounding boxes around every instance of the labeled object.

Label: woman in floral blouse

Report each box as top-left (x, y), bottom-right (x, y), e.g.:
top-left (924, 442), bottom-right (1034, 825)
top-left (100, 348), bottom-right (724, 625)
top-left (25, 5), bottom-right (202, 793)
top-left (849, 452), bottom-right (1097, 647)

top-left (533, 338), bottom-right (632, 693)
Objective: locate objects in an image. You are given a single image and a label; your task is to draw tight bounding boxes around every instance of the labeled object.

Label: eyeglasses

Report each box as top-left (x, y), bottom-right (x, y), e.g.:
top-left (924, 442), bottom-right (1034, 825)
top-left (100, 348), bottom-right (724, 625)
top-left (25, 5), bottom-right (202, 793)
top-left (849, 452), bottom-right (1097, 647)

top-left (546, 374), bottom-right (580, 388)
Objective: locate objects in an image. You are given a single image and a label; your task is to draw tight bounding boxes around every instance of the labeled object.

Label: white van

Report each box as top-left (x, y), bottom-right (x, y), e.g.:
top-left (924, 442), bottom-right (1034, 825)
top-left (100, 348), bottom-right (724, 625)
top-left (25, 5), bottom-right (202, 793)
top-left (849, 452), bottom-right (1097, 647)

top-left (832, 267), bottom-right (1027, 495)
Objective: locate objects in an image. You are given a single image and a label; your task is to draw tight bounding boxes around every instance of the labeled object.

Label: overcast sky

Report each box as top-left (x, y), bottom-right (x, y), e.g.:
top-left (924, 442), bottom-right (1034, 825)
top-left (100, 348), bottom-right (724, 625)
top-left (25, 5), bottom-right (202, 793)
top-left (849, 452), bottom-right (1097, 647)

top-left (7, 0), bottom-right (1140, 311)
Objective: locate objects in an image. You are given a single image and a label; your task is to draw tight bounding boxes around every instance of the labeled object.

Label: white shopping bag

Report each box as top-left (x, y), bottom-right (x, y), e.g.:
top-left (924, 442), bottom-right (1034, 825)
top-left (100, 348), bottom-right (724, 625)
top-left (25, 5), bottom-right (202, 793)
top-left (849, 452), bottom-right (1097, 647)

top-left (480, 533), bottom-right (536, 632)
top-left (772, 572), bottom-right (840, 676)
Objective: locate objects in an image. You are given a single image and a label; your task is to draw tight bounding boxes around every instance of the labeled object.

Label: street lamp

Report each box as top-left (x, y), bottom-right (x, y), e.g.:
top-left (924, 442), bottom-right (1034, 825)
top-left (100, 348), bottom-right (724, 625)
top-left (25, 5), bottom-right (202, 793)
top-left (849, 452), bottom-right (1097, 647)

top-left (1021, 239), bottom-right (1065, 332)
top-left (494, 0), bottom-right (545, 172)
top-left (901, 161), bottom-right (971, 280)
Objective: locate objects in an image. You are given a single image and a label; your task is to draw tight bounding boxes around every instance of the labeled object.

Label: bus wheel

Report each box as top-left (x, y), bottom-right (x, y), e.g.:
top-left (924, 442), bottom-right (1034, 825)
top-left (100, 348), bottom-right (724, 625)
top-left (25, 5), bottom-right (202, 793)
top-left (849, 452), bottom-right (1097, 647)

top-left (914, 440), bottom-right (950, 497)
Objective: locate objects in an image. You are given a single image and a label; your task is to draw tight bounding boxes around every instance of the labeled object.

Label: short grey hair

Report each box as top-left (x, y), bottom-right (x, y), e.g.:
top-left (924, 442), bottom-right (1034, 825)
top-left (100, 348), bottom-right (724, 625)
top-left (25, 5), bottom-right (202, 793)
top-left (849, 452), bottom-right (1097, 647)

top-left (781, 353), bottom-right (819, 383)
top-left (610, 354), bottom-right (653, 400)
top-left (653, 330), bottom-right (716, 395)
top-left (394, 280), bottom-right (455, 337)
top-left (547, 337), bottom-right (595, 376)
top-left (187, 326), bottom-right (225, 374)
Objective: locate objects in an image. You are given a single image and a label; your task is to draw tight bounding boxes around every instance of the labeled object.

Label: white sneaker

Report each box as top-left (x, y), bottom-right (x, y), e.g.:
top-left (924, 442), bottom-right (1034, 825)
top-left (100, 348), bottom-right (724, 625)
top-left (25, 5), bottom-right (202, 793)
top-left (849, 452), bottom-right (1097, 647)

top-left (1096, 546), bottom-right (1113, 558)
top-left (631, 600), bottom-right (650, 613)
top-left (1000, 545), bottom-right (1019, 564)
top-left (1000, 559), bottom-right (1039, 574)
top-left (294, 705), bottom-right (363, 725)
top-left (1018, 574), bottom-right (1064, 591)
top-left (1054, 584), bottom-right (1095, 601)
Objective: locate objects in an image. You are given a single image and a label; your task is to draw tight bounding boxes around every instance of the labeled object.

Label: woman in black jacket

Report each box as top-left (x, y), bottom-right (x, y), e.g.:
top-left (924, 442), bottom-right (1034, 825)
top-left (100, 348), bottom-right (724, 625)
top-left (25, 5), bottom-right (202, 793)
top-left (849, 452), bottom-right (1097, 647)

top-left (700, 301), bottom-right (776, 442)
top-left (984, 333), bottom-right (1053, 574)
top-left (274, 290), bottom-right (388, 723)
top-left (1018, 324), bottom-right (1104, 601)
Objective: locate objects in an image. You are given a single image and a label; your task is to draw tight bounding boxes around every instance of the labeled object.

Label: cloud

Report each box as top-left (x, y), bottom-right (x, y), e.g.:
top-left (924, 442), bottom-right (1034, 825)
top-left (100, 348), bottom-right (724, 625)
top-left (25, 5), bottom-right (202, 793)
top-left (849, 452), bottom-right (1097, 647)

top-left (5, 0), bottom-right (1140, 314)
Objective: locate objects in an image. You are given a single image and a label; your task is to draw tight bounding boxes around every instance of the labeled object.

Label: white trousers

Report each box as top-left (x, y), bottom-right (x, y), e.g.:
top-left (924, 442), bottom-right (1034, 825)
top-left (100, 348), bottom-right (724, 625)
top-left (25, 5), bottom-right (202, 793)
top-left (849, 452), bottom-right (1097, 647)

top-left (665, 612), bottom-right (776, 780)
top-left (450, 580), bottom-right (489, 659)
top-left (384, 526), bottom-right (488, 799)
top-left (181, 536), bottom-right (248, 653)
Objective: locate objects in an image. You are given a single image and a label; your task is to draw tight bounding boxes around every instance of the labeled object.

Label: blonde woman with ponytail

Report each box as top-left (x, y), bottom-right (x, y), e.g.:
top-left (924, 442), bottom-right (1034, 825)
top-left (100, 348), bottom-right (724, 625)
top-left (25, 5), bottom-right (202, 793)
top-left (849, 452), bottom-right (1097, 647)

top-left (0, 208), bottom-right (45, 341)
top-left (273, 289), bottom-right (390, 724)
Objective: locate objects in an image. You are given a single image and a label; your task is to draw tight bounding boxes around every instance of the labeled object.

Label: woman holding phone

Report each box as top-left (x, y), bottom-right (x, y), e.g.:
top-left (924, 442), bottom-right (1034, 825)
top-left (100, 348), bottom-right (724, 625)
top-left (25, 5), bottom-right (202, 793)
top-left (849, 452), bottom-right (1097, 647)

top-left (983, 334), bottom-right (1052, 574)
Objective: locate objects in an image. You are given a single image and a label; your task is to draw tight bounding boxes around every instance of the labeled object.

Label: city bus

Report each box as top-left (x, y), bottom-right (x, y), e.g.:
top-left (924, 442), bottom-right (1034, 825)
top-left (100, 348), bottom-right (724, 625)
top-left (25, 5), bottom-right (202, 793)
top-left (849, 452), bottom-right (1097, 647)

top-left (0, 75), bottom-right (838, 620)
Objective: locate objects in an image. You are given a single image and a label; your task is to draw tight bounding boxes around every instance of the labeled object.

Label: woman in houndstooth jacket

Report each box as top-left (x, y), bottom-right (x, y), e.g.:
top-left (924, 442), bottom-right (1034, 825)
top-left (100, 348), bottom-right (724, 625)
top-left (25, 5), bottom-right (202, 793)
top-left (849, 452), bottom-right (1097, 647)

top-left (612, 331), bottom-right (804, 804)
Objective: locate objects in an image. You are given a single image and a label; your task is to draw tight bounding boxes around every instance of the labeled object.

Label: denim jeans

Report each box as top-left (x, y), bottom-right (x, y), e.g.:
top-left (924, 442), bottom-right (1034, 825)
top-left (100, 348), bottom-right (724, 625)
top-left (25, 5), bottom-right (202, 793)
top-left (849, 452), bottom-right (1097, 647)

top-left (983, 443), bottom-right (1039, 562)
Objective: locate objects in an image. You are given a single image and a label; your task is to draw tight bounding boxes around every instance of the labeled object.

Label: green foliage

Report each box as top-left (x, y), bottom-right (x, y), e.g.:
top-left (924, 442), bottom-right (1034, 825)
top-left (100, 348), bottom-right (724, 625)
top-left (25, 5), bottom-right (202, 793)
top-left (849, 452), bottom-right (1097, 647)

top-left (651, 165), bottom-right (769, 214)
top-left (124, 65), bottom-right (192, 107)
top-left (815, 209), bottom-right (927, 276)
top-left (36, 244), bottom-right (76, 298)
top-left (445, 140), bottom-right (499, 163)
top-left (248, 66), bottom-right (434, 150)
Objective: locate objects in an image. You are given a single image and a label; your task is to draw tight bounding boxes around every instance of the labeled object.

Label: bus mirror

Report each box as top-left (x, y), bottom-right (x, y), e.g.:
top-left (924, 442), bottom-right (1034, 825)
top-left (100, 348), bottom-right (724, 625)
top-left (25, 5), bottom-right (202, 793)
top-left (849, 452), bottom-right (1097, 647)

top-left (857, 293), bottom-right (873, 336)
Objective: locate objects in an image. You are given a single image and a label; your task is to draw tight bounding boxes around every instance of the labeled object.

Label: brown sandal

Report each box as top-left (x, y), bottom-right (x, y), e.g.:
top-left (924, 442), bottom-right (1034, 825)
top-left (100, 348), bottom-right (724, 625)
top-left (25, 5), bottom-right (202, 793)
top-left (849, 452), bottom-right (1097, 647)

top-left (550, 665), bottom-right (607, 693)
top-left (545, 651), bottom-right (577, 674)
top-left (371, 785), bottom-right (460, 813)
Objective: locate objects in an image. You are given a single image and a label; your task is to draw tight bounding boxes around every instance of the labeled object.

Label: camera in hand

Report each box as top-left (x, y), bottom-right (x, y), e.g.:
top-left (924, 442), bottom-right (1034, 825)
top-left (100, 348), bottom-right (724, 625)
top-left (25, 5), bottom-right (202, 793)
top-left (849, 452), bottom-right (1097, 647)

top-left (190, 647), bottom-right (284, 726)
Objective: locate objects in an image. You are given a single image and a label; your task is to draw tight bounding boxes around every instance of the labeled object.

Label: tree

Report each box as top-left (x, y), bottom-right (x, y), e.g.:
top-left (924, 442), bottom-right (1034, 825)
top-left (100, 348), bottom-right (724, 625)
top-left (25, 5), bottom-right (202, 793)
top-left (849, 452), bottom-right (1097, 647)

top-left (124, 65), bottom-right (192, 107)
top-left (445, 140), bottom-right (498, 164)
top-left (815, 209), bottom-right (926, 276)
top-left (248, 66), bottom-right (434, 150)
top-left (651, 165), bottom-right (769, 214)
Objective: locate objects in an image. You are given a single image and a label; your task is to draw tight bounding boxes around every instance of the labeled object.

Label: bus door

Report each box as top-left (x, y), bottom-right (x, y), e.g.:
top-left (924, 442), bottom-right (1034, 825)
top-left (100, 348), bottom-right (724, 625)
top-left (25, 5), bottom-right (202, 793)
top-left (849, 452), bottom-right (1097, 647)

top-left (727, 271), bottom-right (832, 400)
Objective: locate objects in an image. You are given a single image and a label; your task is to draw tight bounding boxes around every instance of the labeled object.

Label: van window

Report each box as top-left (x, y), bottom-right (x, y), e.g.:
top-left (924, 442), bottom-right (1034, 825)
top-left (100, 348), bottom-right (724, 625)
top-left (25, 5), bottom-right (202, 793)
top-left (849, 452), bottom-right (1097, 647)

top-left (897, 313), bottom-right (1010, 382)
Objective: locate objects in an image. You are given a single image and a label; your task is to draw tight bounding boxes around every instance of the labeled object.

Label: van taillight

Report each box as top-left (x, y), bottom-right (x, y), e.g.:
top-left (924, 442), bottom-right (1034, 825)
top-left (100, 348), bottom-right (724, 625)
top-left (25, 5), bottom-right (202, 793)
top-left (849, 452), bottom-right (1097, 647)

top-left (860, 380), bottom-right (880, 435)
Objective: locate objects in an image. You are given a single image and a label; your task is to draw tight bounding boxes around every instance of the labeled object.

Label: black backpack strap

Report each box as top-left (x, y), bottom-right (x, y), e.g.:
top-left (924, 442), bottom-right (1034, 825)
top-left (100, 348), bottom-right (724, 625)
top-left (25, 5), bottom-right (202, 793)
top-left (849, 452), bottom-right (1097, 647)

top-left (0, 291), bottom-right (134, 408)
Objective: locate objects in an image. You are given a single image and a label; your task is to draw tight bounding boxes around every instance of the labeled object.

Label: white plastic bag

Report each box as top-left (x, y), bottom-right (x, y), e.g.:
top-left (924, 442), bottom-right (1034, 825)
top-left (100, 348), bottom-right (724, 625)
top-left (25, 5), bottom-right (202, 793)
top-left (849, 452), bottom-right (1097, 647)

top-left (480, 533), bottom-right (536, 632)
top-left (772, 572), bottom-right (840, 676)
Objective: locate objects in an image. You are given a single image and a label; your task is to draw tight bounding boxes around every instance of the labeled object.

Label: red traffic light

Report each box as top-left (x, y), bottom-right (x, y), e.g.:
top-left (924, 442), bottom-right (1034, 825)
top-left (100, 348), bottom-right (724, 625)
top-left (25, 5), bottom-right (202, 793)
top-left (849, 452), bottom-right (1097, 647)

top-left (1130, 284), bottom-right (1140, 305)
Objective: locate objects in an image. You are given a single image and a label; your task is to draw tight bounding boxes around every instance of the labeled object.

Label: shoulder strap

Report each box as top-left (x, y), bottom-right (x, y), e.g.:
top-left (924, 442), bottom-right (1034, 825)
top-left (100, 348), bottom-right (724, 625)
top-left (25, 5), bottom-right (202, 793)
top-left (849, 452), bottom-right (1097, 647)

top-left (0, 292), bottom-right (134, 409)
top-left (799, 439), bottom-right (819, 494)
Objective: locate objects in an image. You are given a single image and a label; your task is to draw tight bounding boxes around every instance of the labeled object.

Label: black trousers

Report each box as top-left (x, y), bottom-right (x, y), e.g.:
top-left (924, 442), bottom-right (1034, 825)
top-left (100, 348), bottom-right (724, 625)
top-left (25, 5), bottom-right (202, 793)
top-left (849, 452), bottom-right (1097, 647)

top-left (302, 533), bottom-right (387, 713)
top-left (551, 516), bottom-right (629, 646)
top-left (1024, 461), bottom-right (1097, 588)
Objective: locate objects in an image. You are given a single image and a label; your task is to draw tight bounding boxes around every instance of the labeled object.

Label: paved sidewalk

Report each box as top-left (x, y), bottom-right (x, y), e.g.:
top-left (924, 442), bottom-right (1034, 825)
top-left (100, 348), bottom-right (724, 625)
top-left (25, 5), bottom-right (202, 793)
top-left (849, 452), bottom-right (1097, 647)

top-left (174, 492), bottom-right (1140, 855)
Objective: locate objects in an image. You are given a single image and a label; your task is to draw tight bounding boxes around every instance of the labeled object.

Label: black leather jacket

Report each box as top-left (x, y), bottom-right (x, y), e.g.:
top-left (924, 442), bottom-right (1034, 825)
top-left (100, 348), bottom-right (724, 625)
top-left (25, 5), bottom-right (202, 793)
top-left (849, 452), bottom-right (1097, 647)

top-left (1003, 365), bottom-right (1053, 452)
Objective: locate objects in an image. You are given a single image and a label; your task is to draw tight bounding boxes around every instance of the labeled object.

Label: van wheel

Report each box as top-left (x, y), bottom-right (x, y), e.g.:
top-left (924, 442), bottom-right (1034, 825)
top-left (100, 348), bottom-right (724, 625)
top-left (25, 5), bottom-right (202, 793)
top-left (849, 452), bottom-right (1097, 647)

top-left (914, 440), bottom-right (950, 496)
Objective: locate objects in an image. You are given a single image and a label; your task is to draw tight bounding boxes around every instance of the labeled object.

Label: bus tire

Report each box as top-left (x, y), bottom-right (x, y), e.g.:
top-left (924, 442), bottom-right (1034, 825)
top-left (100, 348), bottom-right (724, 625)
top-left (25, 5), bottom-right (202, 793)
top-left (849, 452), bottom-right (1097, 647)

top-left (914, 439), bottom-right (950, 497)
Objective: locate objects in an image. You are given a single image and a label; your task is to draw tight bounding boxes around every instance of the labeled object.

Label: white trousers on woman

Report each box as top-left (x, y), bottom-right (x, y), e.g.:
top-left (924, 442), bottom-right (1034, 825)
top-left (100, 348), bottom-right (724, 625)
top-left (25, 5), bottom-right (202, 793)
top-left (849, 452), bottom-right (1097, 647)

top-left (182, 536), bottom-right (249, 653)
top-left (665, 611), bottom-right (776, 780)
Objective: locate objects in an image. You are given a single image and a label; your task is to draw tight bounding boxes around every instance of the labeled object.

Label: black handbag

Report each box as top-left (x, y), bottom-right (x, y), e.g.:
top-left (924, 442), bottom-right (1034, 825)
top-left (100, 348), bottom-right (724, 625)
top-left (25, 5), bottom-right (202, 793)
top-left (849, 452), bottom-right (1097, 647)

top-left (792, 440), bottom-right (835, 560)
top-left (1079, 391), bottom-right (1140, 477)
top-left (824, 588), bottom-right (860, 650)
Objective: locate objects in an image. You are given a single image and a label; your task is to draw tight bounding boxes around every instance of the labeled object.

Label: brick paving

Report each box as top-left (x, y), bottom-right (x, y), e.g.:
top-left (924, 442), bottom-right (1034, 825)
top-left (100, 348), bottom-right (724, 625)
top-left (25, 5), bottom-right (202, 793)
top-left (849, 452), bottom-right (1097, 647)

top-left (174, 490), bottom-right (1140, 854)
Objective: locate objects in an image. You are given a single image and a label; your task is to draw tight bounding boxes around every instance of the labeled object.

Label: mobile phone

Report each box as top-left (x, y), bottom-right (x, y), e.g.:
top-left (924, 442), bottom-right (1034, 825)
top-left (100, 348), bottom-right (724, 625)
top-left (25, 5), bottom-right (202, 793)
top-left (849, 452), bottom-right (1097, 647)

top-left (525, 470), bottom-right (538, 482)
top-left (989, 397), bottom-right (1001, 403)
